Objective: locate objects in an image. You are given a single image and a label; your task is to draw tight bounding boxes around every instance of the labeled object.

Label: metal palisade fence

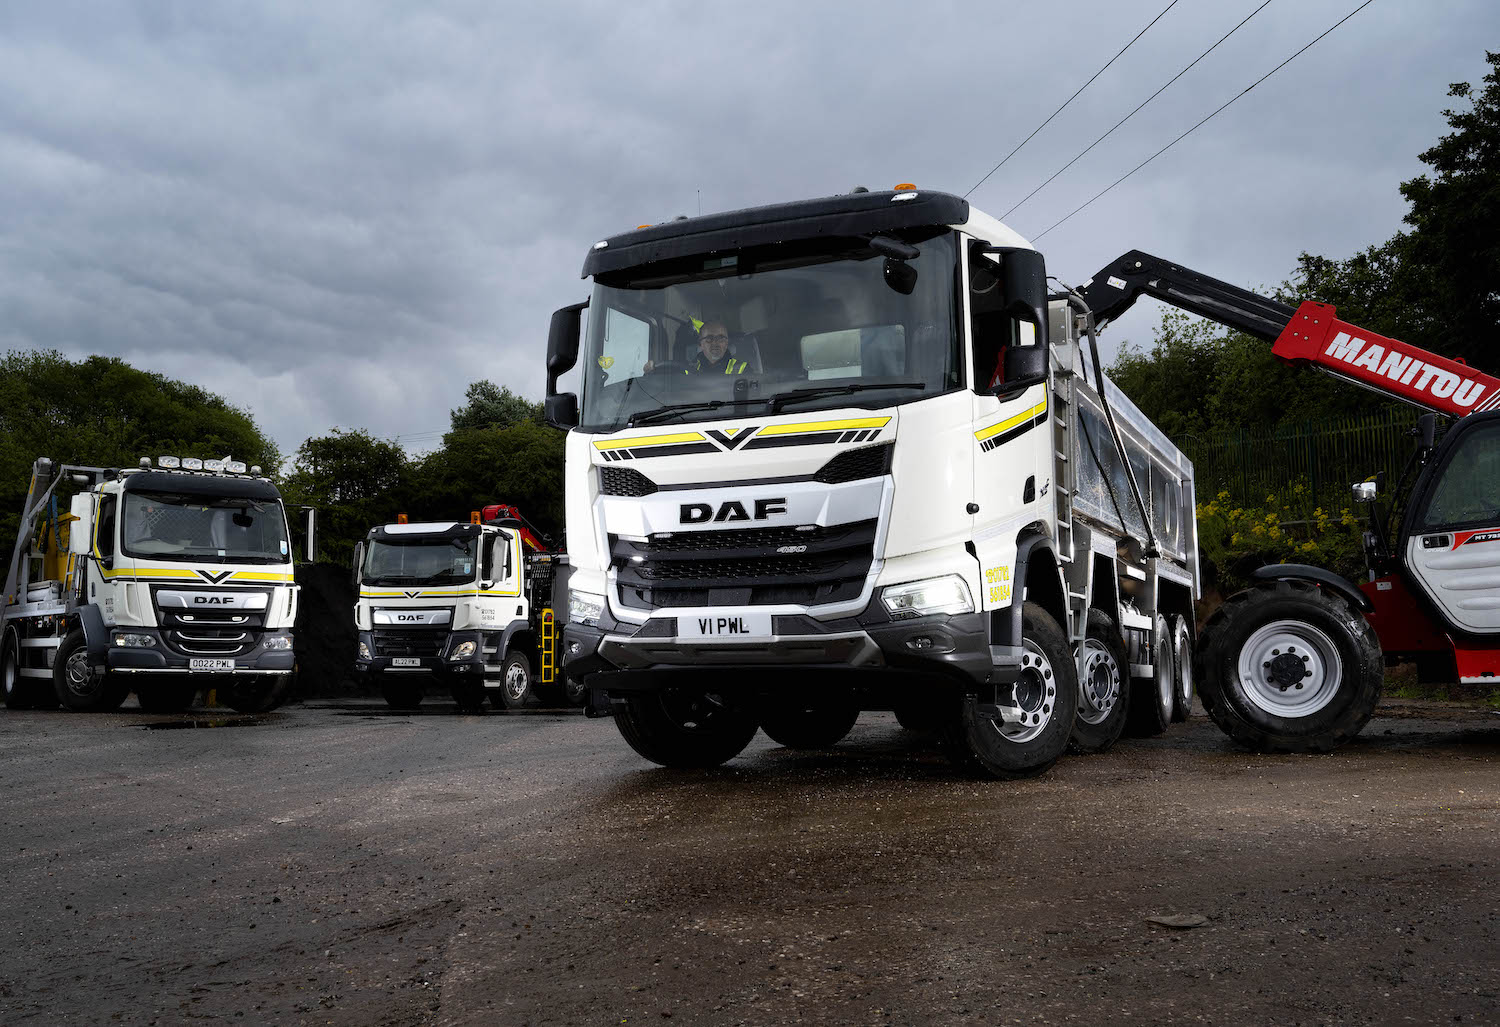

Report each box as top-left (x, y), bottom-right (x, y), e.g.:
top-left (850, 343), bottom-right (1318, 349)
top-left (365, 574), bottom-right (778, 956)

top-left (1182, 407), bottom-right (1422, 513)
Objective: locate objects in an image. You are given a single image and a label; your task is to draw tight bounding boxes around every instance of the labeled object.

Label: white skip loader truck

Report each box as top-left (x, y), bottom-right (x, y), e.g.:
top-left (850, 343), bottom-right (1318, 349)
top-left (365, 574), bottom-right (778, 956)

top-left (543, 186), bottom-right (1198, 778)
top-left (353, 504), bottom-right (577, 713)
top-left (2, 455), bottom-right (314, 713)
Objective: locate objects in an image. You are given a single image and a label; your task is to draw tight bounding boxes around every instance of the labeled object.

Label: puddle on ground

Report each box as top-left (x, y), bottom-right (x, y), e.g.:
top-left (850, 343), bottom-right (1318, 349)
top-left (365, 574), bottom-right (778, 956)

top-left (138, 717), bottom-right (271, 731)
top-left (328, 706), bottom-right (582, 718)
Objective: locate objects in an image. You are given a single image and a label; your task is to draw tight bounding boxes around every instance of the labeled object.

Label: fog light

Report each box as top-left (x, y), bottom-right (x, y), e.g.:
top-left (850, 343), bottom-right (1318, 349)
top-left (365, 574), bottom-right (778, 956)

top-left (113, 633), bottom-right (156, 648)
top-left (263, 635), bottom-right (293, 651)
top-left (906, 636), bottom-right (934, 651)
top-left (358, 641), bottom-right (371, 660)
top-left (449, 640), bottom-right (477, 661)
top-left (568, 641), bottom-right (581, 655)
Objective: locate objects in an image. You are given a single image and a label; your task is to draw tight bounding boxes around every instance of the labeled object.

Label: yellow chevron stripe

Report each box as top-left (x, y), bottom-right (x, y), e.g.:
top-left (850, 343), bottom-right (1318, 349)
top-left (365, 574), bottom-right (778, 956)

top-left (974, 395), bottom-right (1048, 442)
top-left (230, 571), bottom-right (296, 582)
top-left (756, 416), bottom-right (891, 437)
top-left (594, 431), bottom-right (705, 451)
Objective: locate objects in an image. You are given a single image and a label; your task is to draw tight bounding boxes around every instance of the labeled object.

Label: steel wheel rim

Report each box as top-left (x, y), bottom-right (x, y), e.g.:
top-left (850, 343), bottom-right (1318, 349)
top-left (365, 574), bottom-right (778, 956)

top-left (1174, 625), bottom-right (1194, 707)
top-left (997, 639), bottom-right (1056, 743)
top-left (64, 649), bottom-right (101, 698)
top-left (1155, 635), bottom-right (1174, 712)
top-left (504, 662), bottom-right (529, 701)
top-left (1236, 619), bottom-right (1342, 718)
top-left (2, 644), bottom-right (15, 697)
top-left (1076, 638), bottom-right (1120, 725)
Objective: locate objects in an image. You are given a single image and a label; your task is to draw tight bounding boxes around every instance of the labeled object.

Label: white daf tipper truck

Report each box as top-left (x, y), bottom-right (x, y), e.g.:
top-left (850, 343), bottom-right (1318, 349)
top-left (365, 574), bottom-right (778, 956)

top-left (543, 186), bottom-right (1198, 778)
top-left (2, 456), bottom-right (313, 713)
top-left (353, 508), bottom-right (574, 713)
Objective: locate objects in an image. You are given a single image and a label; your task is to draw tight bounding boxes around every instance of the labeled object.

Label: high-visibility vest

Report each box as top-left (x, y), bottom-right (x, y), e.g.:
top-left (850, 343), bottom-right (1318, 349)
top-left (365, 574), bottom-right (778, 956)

top-left (686, 356), bottom-right (747, 375)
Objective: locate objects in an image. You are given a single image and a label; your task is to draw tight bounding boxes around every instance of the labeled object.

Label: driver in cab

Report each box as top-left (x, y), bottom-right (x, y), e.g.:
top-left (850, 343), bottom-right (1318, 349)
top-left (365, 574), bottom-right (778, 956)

top-left (685, 321), bottom-right (746, 375)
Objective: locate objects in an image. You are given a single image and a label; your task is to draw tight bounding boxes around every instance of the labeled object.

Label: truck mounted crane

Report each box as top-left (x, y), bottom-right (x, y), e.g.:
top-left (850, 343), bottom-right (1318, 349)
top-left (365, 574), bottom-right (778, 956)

top-left (1078, 251), bottom-right (1500, 751)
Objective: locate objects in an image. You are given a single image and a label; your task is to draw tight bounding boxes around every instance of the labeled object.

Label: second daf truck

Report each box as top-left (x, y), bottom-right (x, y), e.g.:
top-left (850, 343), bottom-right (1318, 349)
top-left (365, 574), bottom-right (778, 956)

top-left (544, 186), bottom-right (1198, 778)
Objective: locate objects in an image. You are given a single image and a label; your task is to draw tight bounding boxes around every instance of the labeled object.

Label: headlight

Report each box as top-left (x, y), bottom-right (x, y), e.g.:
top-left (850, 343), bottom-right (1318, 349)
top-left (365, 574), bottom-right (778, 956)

top-left (263, 635), bottom-right (293, 651)
top-left (113, 633), bottom-right (156, 648)
top-left (881, 575), bottom-right (974, 619)
top-left (449, 640), bottom-right (477, 661)
top-left (358, 641), bottom-right (371, 660)
top-left (568, 590), bottom-right (606, 626)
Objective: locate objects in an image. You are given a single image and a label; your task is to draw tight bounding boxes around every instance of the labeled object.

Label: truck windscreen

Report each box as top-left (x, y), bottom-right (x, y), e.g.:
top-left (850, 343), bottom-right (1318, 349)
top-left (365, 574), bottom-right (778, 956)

top-left (362, 537), bottom-right (478, 587)
top-left (580, 232), bottom-right (958, 430)
top-left (121, 491), bottom-right (291, 564)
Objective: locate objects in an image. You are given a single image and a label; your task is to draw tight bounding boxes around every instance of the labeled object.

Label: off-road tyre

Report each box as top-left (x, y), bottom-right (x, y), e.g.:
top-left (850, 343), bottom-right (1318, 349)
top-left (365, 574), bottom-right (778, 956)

top-left (614, 688), bottom-right (759, 769)
top-left (494, 652), bottom-right (534, 710)
top-left (940, 602), bottom-right (1079, 780)
top-left (221, 674), bottom-right (291, 714)
top-left (1069, 608), bottom-right (1130, 754)
top-left (52, 630), bottom-right (129, 712)
top-left (449, 676), bottom-right (488, 714)
top-left (3, 627), bottom-right (50, 710)
top-left (563, 671), bottom-right (589, 707)
top-left (1125, 614), bottom-right (1175, 737)
top-left (759, 700), bottom-right (859, 750)
top-left (1170, 614), bottom-right (1194, 722)
top-left (892, 702), bottom-right (944, 733)
top-left (1197, 580), bottom-right (1382, 753)
top-left (137, 683), bottom-right (198, 713)
top-left (380, 679), bottom-right (425, 710)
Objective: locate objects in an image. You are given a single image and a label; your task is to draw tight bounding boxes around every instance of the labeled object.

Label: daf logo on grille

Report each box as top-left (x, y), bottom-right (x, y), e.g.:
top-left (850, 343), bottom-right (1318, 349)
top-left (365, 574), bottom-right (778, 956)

top-left (776, 545), bottom-right (808, 554)
top-left (680, 498), bottom-right (787, 523)
top-left (195, 596), bottom-right (233, 605)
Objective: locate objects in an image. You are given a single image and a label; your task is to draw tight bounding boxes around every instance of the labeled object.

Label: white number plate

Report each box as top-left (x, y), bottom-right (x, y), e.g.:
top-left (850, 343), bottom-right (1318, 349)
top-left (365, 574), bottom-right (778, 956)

top-left (189, 658), bottom-right (235, 672)
top-left (678, 613), bottom-right (773, 639)
top-left (391, 657), bottom-right (421, 667)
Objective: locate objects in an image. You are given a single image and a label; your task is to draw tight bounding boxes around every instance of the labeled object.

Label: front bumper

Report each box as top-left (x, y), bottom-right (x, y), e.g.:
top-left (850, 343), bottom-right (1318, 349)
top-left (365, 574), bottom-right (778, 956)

top-left (106, 628), bottom-right (295, 675)
top-left (355, 630), bottom-right (487, 676)
top-left (562, 597), bottom-right (1007, 693)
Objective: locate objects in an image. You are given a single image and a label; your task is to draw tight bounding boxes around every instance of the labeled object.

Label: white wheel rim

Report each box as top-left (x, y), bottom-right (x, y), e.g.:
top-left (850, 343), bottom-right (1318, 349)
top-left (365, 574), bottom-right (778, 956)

top-left (1174, 624), bottom-right (1194, 708)
top-left (1076, 638), bottom-right (1120, 725)
top-left (1236, 619), bottom-right (1343, 719)
top-left (996, 639), bottom-right (1057, 743)
top-left (504, 662), bottom-right (529, 701)
top-left (1155, 634), bottom-right (1174, 712)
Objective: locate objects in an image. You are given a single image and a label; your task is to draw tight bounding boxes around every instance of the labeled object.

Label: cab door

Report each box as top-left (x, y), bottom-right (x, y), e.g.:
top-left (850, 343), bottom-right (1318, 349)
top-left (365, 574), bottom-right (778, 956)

top-left (1404, 416), bottom-right (1500, 635)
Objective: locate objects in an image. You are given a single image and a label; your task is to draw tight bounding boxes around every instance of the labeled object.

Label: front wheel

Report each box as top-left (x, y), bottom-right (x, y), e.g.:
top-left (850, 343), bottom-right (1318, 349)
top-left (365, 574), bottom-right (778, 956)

top-left (614, 689), bottom-right (759, 768)
top-left (137, 683), bottom-right (198, 713)
top-left (381, 679), bottom-right (425, 710)
top-left (449, 676), bottom-right (488, 714)
top-left (759, 699), bottom-right (859, 750)
top-left (221, 675), bottom-right (291, 714)
top-left (941, 602), bottom-right (1079, 779)
top-left (53, 631), bottom-right (129, 712)
top-left (494, 652), bottom-right (533, 710)
top-left (1197, 581), bottom-right (1382, 752)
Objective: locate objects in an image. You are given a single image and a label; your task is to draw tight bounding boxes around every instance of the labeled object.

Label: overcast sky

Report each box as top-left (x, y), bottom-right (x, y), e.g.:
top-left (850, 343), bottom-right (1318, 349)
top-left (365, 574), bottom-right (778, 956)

top-left (1, 0), bottom-right (1493, 459)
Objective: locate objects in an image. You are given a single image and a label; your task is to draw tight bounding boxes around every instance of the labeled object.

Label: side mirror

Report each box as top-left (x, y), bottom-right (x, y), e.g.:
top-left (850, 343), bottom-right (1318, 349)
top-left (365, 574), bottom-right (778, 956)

top-left (546, 300), bottom-right (588, 396)
top-left (994, 345), bottom-right (1048, 396)
top-left (352, 541), bottom-right (364, 587)
top-left (998, 247), bottom-right (1048, 336)
top-left (545, 393), bottom-right (579, 430)
top-left (1418, 411), bottom-right (1437, 450)
top-left (1352, 480), bottom-right (1378, 504)
top-left (68, 494), bottom-right (93, 556)
top-left (302, 508), bottom-right (317, 563)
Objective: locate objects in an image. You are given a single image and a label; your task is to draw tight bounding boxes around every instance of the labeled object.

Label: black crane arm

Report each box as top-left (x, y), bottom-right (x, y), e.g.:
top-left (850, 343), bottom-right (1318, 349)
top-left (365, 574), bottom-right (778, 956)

top-left (1075, 250), bottom-right (1296, 342)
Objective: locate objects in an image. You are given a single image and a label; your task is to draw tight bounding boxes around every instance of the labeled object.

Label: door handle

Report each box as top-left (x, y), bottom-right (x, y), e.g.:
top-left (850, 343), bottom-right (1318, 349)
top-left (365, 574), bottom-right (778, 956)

top-left (1421, 535), bottom-right (1450, 549)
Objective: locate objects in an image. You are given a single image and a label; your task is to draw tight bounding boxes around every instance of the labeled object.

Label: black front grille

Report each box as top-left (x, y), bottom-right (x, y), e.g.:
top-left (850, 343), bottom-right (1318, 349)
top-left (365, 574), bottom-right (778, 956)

top-left (814, 443), bottom-right (894, 484)
top-left (612, 520), bottom-right (876, 609)
top-left (157, 608), bottom-right (265, 658)
top-left (372, 629), bottom-right (445, 658)
top-left (599, 466), bottom-right (658, 497)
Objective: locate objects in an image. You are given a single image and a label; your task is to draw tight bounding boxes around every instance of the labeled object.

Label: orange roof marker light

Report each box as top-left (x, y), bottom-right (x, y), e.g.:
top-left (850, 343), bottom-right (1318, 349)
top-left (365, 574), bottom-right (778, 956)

top-left (894, 183), bottom-right (917, 191)
top-left (637, 224), bottom-right (652, 229)
top-left (470, 511), bottom-right (481, 525)
top-left (397, 513), bottom-right (409, 524)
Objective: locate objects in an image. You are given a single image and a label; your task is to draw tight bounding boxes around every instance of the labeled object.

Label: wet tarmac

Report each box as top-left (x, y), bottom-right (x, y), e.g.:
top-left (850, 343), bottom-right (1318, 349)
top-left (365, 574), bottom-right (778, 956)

top-left (1, 695), bottom-right (1497, 1025)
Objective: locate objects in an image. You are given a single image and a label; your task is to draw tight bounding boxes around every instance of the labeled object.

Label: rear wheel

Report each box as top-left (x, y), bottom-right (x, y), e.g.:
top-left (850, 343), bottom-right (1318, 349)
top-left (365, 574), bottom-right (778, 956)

top-left (494, 652), bottom-right (533, 710)
top-left (1069, 609), bottom-right (1130, 753)
top-left (1197, 580), bottom-right (1382, 752)
top-left (3, 628), bottom-right (48, 710)
top-left (1170, 614), bottom-right (1194, 722)
top-left (941, 602), bottom-right (1078, 779)
top-left (614, 688), bottom-right (759, 768)
top-left (137, 683), bottom-right (198, 713)
top-left (1125, 614), bottom-right (1174, 737)
top-left (53, 631), bottom-right (129, 712)
top-left (759, 699), bottom-right (859, 750)
top-left (380, 679), bottom-right (425, 710)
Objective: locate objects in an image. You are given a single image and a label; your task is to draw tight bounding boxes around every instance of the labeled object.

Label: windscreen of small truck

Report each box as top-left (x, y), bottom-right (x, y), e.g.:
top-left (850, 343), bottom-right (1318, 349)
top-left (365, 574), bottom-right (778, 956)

top-left (580, 232), bottom-right (958, 430)
top-left (362, 537), bottom-right (478, 587)
top-left (121, 491), bottom-right (291, 564)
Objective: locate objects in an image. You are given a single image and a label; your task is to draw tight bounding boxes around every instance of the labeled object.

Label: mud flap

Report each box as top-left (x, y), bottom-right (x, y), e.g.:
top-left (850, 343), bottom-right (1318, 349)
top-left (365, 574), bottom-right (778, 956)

top-left (78, 604), bottom-right (109, 668)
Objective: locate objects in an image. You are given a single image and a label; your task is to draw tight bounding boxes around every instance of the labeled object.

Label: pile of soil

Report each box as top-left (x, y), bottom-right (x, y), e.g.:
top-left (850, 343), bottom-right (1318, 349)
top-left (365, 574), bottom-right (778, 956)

top-left (293, 561), bottom-right (363, 698)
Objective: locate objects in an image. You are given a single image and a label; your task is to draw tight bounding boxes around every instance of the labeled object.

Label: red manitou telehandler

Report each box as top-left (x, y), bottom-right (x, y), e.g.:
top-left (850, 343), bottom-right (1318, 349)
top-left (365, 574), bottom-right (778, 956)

top-left (1078, 251), bottom-right (1500, 752)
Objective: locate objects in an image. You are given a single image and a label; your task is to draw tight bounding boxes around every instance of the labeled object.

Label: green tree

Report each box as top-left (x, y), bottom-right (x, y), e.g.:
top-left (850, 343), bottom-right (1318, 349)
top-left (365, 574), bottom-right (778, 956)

top-left (449, 380), bottom-right (542, 433)
top-left (412, 420), bottom-right (565, 542)
top-left (279, 429), bottom-right (414, 565)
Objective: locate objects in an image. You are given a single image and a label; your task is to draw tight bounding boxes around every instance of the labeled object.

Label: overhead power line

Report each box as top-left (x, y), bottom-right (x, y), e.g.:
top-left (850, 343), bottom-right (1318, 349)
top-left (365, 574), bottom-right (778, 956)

top-left (1033, 0), bottom-right (1379, 243)
top-left (964, 0), bottom-right (1181, 199)
top-left (1003, 0), bottom-right (1276, 220)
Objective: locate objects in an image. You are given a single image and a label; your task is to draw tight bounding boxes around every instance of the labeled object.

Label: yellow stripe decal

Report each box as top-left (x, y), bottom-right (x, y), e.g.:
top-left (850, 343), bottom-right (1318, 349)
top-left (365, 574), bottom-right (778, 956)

top-left (756, 416), bottom-right (891, 438)
top-left (974, 396), bottom-right (1048, 442)
top-left (594, 431), bottom-right (706, 452)
top-left (230, 571), bottom-right (296, 582)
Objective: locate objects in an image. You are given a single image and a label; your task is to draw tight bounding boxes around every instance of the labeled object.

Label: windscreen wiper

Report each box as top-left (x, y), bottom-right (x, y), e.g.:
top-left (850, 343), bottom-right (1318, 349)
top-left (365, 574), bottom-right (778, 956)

top-left (626, 400), bottom-right (739, 427)
top-left (769, 382), bottom-right (925, 413)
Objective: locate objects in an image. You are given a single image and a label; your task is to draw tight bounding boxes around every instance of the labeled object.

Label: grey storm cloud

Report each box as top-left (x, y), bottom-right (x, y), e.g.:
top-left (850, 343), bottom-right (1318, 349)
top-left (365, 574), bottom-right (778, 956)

top-left (0, 0), bottom-right (1494, 458)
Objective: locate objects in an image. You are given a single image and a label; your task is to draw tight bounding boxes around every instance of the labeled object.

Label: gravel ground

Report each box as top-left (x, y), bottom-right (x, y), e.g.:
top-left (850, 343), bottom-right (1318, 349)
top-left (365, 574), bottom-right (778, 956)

top-left (1, 696), bottom-right (1497, 1026)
